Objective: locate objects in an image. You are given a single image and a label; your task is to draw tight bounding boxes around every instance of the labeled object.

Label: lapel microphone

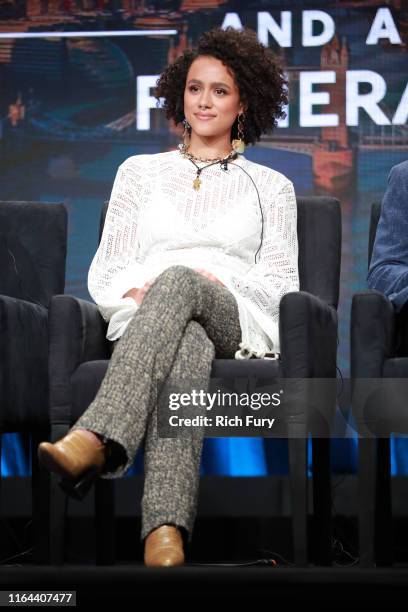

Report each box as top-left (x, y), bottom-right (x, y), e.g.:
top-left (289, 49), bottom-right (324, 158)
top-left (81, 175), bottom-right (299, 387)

top-left (220, 151), bottom-right (237, 171)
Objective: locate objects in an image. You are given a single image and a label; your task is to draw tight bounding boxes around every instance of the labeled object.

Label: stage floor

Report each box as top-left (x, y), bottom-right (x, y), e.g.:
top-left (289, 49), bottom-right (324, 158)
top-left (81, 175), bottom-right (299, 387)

top-left (1, 565), bottom-right (408, 604)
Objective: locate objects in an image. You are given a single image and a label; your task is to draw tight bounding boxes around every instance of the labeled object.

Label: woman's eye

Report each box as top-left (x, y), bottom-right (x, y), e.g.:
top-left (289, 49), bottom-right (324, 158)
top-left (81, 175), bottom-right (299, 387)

top-left (188, 86), bottom-right (226, 95)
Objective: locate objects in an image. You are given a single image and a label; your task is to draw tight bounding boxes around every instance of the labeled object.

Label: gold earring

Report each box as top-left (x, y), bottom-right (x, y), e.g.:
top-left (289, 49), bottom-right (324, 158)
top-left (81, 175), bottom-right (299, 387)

top-left (232, 113), bottom-right (245, 154)
top-left (178, 118), bottom-right (191, 153)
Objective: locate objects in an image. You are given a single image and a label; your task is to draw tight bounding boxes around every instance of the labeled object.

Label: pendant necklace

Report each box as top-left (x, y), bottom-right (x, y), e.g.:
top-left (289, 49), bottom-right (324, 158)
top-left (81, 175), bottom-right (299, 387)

top-left (178, 144), bottom-right (238, 191)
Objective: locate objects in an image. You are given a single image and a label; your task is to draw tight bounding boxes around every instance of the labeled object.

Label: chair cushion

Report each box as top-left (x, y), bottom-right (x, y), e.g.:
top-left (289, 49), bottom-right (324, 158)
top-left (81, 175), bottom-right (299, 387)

top-left (383, 357), bottom-right (408, 378)
top-left (70, 358), bottom-right (281, 425)
top-left (211, 358), bottom-right (280, 379)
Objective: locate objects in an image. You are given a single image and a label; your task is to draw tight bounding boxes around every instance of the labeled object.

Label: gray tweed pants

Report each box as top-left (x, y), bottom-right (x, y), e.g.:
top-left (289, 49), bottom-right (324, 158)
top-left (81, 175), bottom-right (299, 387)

top-left (71, 265), bottom-right (242, 541)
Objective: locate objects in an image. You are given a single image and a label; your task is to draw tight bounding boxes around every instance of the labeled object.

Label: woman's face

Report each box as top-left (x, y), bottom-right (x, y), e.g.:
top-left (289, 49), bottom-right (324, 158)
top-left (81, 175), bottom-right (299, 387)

top-left (183, 55), bottom-right (245, 141)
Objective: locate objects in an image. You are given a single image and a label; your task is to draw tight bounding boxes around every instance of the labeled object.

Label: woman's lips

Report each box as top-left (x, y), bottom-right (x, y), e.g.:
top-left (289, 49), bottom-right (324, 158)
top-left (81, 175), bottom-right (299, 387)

top-left (195, 114), bottom-right (215, 121)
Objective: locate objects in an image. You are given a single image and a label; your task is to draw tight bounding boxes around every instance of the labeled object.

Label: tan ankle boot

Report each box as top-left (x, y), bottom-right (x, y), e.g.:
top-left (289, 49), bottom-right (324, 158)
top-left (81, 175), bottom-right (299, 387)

top-left (38, 429), bottom-right (107, 480)
top-left (144, 525), bottom-right (185, 567)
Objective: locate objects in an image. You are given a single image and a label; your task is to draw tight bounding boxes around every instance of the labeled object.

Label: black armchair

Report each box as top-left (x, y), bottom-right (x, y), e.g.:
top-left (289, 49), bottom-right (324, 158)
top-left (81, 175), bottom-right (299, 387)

top-left (47, 195), bottom-right (341, 566)
top-left (351, 202), bottom-right (408, 567)
top-left (0, 200), bottom-right (67, 564)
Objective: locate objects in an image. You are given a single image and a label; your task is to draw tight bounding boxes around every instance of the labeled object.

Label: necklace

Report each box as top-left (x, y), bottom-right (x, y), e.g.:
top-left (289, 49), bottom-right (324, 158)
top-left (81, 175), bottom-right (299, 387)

top-left (178, 144), bottom-right (238, 190)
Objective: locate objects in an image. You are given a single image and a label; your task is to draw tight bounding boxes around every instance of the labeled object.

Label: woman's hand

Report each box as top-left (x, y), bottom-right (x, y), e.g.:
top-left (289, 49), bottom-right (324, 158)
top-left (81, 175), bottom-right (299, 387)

top-left (122, 278), bottom-right (156, 305)
top-left (194, 268), bottom-right (226, 288)
top-left (122, 268), bottom-right (225, 306)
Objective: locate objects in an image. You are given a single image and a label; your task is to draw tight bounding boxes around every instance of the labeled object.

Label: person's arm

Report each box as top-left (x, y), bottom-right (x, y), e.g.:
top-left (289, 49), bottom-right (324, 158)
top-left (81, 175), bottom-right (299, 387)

top-left (87, 156), bottom-right (148, 324)
top-left (368, 161), bottom-right (408, 311)
top-left (231, 178), bottom-right (300, 349)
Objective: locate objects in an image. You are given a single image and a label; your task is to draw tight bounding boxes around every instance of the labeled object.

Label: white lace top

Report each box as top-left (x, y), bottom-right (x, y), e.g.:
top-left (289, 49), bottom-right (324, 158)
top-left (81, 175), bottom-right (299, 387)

top-left (87, 148), bottom-right (299, 359)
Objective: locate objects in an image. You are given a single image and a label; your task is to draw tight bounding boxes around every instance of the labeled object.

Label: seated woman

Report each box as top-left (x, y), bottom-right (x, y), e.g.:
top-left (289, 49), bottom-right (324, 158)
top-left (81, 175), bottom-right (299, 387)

top-left (38, 25), bottom-right (299, 567)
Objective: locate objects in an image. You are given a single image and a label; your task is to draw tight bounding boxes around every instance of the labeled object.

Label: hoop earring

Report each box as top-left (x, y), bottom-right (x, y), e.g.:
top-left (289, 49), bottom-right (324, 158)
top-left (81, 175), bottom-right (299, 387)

top-left (232, 113), bottom-right (245, 154)
top-left (178, 118), bottom-right (191, 153)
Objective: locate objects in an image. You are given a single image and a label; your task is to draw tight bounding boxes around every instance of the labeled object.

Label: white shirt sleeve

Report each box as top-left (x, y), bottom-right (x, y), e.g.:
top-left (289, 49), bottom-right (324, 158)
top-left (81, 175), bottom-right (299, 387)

top-left (87, 156), bottom-right (148, 341)
top-left (231, 179), bottom-right (299, 354)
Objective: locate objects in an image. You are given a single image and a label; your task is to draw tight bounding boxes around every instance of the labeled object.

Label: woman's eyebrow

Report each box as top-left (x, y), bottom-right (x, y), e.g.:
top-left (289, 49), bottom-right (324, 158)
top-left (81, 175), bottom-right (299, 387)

top-left (187, 79), bottom-right (231, 89)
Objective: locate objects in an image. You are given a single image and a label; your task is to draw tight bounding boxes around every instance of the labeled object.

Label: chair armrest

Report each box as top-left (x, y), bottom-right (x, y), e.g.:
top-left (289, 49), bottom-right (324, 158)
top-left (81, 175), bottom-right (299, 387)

top-left (48, 295), bottom-right (110, 421)
top-left (351, 290), bottom-right (397, 433)
top-left (0, 295), bottom-right (48, 430)
top-left (279, 291), bottom-right (338, 378)
top-left (351, 290), bottom-right (396, 379)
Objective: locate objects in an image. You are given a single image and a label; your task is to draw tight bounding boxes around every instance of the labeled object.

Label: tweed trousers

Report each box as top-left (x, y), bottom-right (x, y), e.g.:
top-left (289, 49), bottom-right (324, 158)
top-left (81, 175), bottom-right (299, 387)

top-left (71, 265), bottom-right (242, 541)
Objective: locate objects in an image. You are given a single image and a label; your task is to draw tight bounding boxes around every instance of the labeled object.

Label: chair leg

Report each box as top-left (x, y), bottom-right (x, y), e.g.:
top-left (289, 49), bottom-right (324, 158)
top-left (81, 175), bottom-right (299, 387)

top-left (288, 431), bottom-right (308, 566)
top-left (31, 429), bottom-right (50, 564)
top-left (358, 437), bottom-right (377, 567)
top-left (312, 437), bottom-right (332, 566)
top-left (95, 479), bottom-right (115, 565)
top-left (375, 436), bottom-right (392, 566)
top-left (49, 424), bottom-right (70, 565)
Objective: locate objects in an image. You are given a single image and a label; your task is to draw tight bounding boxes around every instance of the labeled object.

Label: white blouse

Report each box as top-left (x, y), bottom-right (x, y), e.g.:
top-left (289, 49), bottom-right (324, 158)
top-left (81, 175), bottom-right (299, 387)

top-left (87, 148), bottom-right (299, 359)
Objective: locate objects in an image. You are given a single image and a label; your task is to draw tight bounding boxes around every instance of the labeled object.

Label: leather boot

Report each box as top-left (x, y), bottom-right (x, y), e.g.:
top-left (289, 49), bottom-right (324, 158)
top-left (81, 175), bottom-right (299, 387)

top-left (144, 525), bottom-right (185, 567)
top-left (38, 429), bottom-right (107, 480)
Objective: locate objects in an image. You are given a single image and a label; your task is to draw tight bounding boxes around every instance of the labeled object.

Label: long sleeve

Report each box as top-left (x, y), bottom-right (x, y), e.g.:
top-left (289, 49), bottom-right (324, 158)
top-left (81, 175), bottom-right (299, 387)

top-left (88, 156), bottom-right (148, 340)
top-left (367, 161), bottom-right (408, 311)
top-left (232, 179), bottom-right (299, 355)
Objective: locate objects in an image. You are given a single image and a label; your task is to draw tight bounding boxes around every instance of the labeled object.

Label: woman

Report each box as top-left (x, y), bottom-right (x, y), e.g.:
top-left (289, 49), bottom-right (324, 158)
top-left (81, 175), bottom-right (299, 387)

top-left (38, 26), bottom-right (299, 567)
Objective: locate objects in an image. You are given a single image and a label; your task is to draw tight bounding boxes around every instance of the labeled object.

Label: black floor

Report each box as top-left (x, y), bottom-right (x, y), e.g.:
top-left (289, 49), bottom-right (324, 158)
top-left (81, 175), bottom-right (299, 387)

top-left (1, 565), bottom-right (408, 605)
top-left (2, 516), bottom-right (361, 566)
top-left (2, 516), bottom-right (408, 605)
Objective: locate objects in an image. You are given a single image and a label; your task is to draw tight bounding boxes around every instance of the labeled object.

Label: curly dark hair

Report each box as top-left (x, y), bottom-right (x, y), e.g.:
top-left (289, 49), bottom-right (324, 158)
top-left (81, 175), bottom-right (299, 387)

top-left (154, 26), bottom-right (288, 146)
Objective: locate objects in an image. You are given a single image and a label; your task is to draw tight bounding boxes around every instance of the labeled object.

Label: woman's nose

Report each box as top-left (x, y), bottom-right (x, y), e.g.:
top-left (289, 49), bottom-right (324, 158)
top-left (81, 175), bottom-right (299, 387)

top-left (198, 90), bottom-right (212, 108)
